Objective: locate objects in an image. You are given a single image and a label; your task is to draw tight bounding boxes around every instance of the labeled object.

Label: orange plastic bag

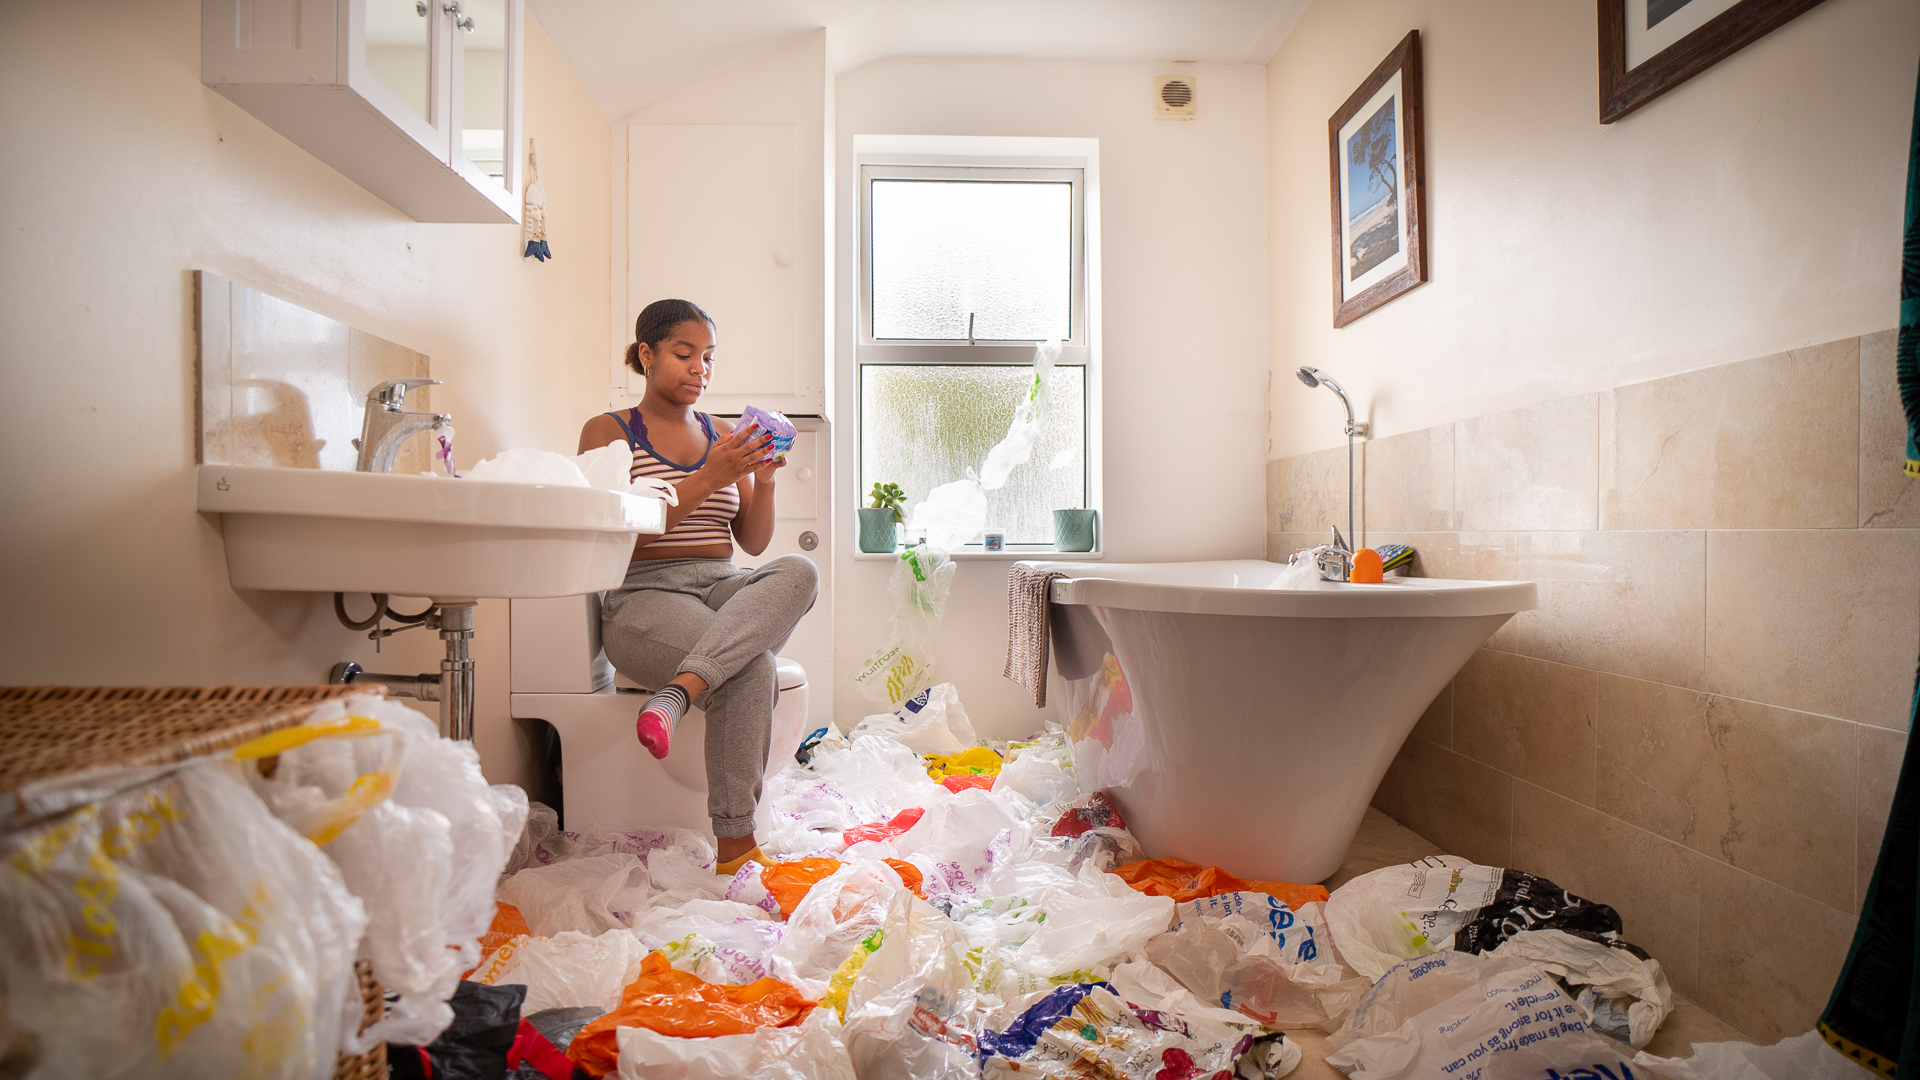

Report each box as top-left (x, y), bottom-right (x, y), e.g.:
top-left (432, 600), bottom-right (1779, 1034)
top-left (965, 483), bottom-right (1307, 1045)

top-left (461, 901), bottom-right (530, 978)
top-left (939, 773), bottom-right (995, 794)
top-left (566, 952), bottom-right (817, 1076)
top-left (761, 857), bottom-right (844, 918)
top-left (1110, 857), bottom-right (1329, 910)
top-left (884, 858), bottom-right (925, 898)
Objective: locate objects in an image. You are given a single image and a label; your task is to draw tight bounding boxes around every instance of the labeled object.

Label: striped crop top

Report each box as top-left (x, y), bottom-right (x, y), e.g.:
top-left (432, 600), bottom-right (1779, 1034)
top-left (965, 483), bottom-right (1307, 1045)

top-left (609, 408), bottom-right (740, 550)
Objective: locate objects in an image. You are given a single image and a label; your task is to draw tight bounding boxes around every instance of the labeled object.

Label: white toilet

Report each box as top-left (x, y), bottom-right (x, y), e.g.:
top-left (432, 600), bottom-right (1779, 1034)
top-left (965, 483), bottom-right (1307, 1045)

top-left (508, 593), bottom-right (811, 835)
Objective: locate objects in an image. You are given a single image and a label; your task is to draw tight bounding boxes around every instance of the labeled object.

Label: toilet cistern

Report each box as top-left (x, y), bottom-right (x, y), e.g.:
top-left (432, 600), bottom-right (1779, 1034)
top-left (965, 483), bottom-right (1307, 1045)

top-left (1295, 366), bottom-right (1368, 562)
top-left (355, 377), bottom-right (451, 473)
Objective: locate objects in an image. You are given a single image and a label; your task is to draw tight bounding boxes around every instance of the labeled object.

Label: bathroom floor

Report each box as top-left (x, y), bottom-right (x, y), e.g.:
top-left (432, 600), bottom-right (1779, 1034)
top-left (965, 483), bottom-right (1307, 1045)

top-left (1287, 808), bottom-right (1752, 1077)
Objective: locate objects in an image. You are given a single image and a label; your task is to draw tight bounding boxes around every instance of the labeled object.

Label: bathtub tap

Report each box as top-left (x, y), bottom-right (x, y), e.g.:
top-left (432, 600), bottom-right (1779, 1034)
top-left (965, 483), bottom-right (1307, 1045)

top-left (1023, 559), bottom-right (1536, 884)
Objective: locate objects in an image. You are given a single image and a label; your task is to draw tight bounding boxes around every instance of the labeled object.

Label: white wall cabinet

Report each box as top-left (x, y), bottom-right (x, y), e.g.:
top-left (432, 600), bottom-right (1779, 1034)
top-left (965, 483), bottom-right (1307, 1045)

top-left (623, 124), bottom-right (824, 416)
top-left (203, 0), bottom-right (523, 224)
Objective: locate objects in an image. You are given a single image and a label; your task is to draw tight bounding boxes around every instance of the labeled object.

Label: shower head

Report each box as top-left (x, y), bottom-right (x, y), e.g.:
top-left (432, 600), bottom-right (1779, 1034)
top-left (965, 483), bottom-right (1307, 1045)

top-left (1295, 365), bottom-right (1366, 438)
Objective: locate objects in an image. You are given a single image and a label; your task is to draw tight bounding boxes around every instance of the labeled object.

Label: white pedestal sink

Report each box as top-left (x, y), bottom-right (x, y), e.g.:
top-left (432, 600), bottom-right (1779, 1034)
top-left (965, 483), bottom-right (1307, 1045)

top-left (197, 464), bottom-right (665, 741)
top-left (195, 465), bottom-right (664, 601)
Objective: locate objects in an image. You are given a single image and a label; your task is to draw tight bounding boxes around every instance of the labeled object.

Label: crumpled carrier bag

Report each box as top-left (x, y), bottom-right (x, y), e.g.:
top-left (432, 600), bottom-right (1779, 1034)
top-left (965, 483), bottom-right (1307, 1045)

top-left (244, 693), bottom-right (529, 1049)
top-left (566, 952), bottom-right (819, 1077)
top-left (469, 928), bottom-right (647, 1014)
top-left (0, 760), bottom-right (366, 1080)
top-left (1633, 1029), bottom-right (1879, 1079)
top-left (841, 890), bottom-right (985, 1079)
top-left (1322, 950), bottom-right (1652, 1080)
top-left (977, 983), bottom-right (1257, 1079)
top-left (1145, 891), bottom-right (1370, 1032)
top-left (613, 1006), bottom-right (855, 1080)
top-left (1111, 856), bottom-right (1330, 909)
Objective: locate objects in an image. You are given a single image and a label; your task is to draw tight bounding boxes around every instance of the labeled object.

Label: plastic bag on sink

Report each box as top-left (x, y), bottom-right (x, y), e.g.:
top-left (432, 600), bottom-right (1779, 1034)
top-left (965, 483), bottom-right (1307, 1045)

top-left (575, 440), bottom-right (679, 505)
top-left (467, 447), bottom-right (591, 487)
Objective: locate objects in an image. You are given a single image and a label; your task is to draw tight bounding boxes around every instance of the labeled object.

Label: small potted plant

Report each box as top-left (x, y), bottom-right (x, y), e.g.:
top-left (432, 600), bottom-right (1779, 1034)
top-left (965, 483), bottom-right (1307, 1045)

top-left (1053, 506), bottom-right (1097, 552)
top-left (860, 482), bottom-right (906, 553)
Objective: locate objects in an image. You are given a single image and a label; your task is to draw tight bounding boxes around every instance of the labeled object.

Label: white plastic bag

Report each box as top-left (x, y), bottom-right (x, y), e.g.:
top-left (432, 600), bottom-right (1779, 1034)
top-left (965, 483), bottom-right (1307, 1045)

top-left (1633, 1030), bottom-right (1879, 1079)
top-left (1154, 892), bottom-right (1370, 1032)
top-left (769, 861), bottom-right (900, 996)
top-left (1491, 928), bottom-right (1672, 1049)
top-left (467, 447), bottom-right (591, 487)
top-left (842, 890), bottom-right (985, 1080)
top-left (613, 1006), bottom-right (856, 1080)
top-left (849, 683), bottom-right (978, 755)
top-left (496, 853), bottom-right (651, 937)
top-left (853, 619), bottom-right (937, 709)
top-left (1322, 950), bottom-right (1642, 1080)
top-left (575, 439), bottom-right (679, 504)
top-left (469, 928), bottom-right (645, 1013)
top-left (976, 340), bottom-right (1058, 491)
top-left (0, 762), bottom-right (366, 1080)
top-left (908, 480), bottom-right (988, 551)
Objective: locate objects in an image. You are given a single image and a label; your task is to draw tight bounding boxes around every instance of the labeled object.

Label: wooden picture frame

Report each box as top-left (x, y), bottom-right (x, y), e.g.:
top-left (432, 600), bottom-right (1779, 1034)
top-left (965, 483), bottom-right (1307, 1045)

top-left (1329, 30), bottom-right (1427, 329)
top-left (1598, 0), bottom-right (1831, 123)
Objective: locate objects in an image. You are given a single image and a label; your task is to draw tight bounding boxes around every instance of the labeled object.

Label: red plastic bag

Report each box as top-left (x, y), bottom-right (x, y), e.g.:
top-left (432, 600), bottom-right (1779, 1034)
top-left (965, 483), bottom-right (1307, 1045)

top-left (1110, 857), bottom-right (1329, 909)
top-left (761, 857), bottom-right (844, 918)
top-left (843, 807), bottom-right (925, 847)
top-left (462, 901), bottom-right (530, 978)
top-left (1051, 791), bottom-right (1127, 839)
top-left (565, 953), bottom-right (817, 1076)
top-left (940, 774), bottom-right (995, 794)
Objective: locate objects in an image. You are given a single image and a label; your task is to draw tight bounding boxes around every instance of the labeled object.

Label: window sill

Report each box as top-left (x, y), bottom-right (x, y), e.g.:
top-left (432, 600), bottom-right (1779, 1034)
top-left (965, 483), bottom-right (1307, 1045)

top-left (850, 549), bottom-right (1104, 562)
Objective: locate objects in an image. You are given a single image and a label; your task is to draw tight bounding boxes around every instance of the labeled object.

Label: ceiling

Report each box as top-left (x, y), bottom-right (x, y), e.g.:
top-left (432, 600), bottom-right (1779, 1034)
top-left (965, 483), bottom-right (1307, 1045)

top-left (526, 0), bottom-right (1312, 120)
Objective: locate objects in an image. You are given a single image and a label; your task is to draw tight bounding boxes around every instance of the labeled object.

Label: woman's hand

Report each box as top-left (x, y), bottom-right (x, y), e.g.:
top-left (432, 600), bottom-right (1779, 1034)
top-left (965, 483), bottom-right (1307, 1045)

top-left (697, 421), bottom-right (777, 488)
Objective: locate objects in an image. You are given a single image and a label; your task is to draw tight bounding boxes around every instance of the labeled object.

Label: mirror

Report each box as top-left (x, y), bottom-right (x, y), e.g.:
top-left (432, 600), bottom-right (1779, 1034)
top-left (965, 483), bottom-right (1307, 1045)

top-left (458, 0), bottom-right (509, 187)
top-left (364, 0), bottom-right (433, 128)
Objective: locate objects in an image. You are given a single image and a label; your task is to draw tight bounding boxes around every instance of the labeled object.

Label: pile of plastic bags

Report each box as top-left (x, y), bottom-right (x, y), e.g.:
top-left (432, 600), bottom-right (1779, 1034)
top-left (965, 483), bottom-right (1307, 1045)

top-left (0, 692), bottom-right (529, 1078)
top-left (468, 686), bottom-right (1877, 1080)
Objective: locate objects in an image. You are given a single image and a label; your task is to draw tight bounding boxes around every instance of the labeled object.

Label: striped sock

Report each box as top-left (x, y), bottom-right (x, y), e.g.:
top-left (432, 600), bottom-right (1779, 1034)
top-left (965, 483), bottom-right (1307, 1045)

top-left (636, 683), bottom-right (691, 759)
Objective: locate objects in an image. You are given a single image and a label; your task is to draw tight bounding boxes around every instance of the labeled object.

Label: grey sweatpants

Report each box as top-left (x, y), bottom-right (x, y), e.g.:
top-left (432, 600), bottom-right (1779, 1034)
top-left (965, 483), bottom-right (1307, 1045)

top-left (599, 555), bottom-right (819, 838)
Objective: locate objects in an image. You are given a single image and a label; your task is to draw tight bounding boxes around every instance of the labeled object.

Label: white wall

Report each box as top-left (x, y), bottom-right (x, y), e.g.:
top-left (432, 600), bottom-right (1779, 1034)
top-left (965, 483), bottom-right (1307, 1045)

top-left (0, 2), bottom-right (612, 792)
top-left (1267, 0), bottom-right (1920, 458)
top-left (834, 58), bottom-right (1271, 739)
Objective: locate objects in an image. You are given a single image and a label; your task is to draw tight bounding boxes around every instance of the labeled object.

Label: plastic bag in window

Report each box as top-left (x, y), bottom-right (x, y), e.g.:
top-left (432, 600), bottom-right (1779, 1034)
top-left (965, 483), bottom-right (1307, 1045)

top-left (0, 761), bottom-right (365, 1080)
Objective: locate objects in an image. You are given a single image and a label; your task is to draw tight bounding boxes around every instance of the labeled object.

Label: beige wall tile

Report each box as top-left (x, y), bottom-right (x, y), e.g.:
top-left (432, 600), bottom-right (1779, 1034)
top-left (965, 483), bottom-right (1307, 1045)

top-left (349, 328), bottom-right (434, 476)
top-left (196, 271), bottom-right (233, 466)
top-left (1510, 531), bottom-right (1706, 689)
top-left (1411, 683), bottom-right (1452, 747)
top-left (1641, 997), bottom-right (1752, 1053)
top-left (1456, 397), bottom-right (1599, 532)
top-left (1511, 781), bottom-right (1702, 998)
top-left (1371, 736), bottom-right (1513, 867)
top-left (1860, 329), bottom-right (1917, 528)
top-left (1601, 342), bottom-right (1859, 530)
top-left (1706, 529), bottom-right (1920, 729)
top-left (1696, 859), bottom-right (1856, 1043)
top-left (1453, 649), bottom-right (1597, 806)
top-left (1269, 444), bottom-right (1359, 538)
top-left (1858, 724), bottom-right (1907, 910)
top-left (1266, 531), bottom-right (1328, 563)
top-left (1363, 426), bottom-right (1453, 532)
top-left (1595, 674), bottom-right (1857, 911)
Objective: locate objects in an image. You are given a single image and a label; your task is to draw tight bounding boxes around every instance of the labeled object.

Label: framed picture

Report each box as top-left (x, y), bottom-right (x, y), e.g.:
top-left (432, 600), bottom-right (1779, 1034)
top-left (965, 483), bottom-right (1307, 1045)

top-left (1598, 0), bottom-right (1831, 123)
top-left (1329, 30), bottom-right (1427, 329)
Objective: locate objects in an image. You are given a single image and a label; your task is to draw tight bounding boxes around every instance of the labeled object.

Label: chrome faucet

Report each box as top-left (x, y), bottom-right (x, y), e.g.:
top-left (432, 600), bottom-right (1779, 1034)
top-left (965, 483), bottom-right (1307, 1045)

top-left (354, 378), bottom-right (451, 473)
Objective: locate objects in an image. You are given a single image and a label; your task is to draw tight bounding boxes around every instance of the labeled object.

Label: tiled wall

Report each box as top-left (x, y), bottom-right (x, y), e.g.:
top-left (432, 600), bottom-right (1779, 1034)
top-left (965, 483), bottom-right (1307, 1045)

top-left (1267, 332), bottom-right (1918, 1043)
top-left (198, 272), bottom-right (433, 475)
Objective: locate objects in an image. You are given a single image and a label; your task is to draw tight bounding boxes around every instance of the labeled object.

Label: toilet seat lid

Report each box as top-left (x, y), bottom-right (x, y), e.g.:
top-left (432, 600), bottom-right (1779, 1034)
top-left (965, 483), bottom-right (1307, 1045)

top-left (775, 657), bottom-right (806, 690)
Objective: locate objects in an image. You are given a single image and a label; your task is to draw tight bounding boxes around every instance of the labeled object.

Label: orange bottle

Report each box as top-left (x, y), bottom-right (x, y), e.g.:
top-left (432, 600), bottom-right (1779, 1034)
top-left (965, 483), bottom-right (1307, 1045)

top-left (1350, 547), bottom-right (1384, 583)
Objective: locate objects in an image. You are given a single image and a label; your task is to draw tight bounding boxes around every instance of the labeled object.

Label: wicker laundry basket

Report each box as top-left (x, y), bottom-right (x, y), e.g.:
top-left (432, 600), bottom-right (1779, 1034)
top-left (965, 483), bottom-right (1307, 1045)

top-left (0, 684), bottom-right (389, 1079)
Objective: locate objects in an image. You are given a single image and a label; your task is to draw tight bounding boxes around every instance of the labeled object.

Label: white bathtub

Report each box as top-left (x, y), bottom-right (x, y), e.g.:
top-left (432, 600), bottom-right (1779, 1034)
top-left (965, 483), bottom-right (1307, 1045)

top-left (1022, 559), bottom-right (1536, 884)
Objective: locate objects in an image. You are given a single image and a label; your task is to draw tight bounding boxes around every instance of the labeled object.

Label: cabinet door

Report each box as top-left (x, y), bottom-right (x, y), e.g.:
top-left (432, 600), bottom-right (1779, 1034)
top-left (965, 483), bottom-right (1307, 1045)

top-left (450, 0), bottom-right (523, 205)
top-left (348, 0), bottom-right (450, 162)
top-left (626, 124), bottom-right (813, 416)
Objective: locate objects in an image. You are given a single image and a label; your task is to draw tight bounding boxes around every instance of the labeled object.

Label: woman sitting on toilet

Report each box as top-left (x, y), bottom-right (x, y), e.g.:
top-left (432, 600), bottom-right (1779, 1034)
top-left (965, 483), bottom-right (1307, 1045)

top-left (579, 298), bottom-right (818, 876)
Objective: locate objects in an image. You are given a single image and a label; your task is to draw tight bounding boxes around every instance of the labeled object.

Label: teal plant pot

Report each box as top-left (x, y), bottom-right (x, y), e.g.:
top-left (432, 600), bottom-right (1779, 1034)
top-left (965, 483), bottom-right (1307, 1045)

top-left (1053, 508), bottom-right (1097, 552)
top-left (858, 507), bottom-right (900, 553)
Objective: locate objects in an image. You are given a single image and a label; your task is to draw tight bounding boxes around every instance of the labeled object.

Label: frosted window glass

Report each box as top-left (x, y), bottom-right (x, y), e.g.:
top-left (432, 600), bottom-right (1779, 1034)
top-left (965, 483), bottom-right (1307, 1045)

top-left (861, 365), bottom-right (1086, 546)
top-left (870, 180), bottom-right (1072, 341)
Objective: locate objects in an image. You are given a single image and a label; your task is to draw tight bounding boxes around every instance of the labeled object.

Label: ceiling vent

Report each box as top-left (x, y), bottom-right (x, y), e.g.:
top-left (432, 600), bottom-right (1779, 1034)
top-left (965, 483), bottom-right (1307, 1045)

top-left (1154, 75), bottom-right (1197, 121)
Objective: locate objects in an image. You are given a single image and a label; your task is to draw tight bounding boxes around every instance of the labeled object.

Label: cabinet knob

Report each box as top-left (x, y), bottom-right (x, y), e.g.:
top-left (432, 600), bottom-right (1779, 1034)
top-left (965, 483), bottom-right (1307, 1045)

top-left (443, 1), bottom-right (475, 31)
top-left (772, 248), bottom-right (790, 267)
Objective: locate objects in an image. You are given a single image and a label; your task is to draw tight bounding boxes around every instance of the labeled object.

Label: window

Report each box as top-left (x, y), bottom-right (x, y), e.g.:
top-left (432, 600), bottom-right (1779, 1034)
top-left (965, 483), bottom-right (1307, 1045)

top-left (857, 162), bottom-right (1094, 550)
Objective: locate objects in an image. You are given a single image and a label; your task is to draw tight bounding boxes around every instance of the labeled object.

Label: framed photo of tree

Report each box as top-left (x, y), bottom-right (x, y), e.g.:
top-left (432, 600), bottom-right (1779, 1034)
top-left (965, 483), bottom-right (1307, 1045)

top-left (1598, 0), bottom-right (1832, 123)
top-left (1329, 30), bottom-right (1427, 329)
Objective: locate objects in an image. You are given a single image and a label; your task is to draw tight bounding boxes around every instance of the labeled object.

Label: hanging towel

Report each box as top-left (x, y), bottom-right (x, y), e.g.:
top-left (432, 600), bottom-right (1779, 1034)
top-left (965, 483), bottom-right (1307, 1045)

top-left (1818, 69), bottom-right (1920, 1080)
top-left (1004, 564), bottom-right (1066, 707)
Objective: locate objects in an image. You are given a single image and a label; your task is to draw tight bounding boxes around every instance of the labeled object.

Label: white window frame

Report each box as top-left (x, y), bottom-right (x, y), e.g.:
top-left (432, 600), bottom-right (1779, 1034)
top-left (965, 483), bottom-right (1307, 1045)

top-left (854, 157), bottom-right (1099, 556)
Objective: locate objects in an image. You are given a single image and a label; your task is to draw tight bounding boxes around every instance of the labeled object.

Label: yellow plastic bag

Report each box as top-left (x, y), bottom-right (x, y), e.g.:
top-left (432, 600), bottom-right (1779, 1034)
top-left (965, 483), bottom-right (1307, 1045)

top-left (923, 746), bottom-right (1002, 781)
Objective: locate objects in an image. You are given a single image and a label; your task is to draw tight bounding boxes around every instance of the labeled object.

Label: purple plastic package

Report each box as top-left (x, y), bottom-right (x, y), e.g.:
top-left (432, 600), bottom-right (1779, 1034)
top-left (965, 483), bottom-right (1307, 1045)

top-left (738, 406), bottom-right (796, 462)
